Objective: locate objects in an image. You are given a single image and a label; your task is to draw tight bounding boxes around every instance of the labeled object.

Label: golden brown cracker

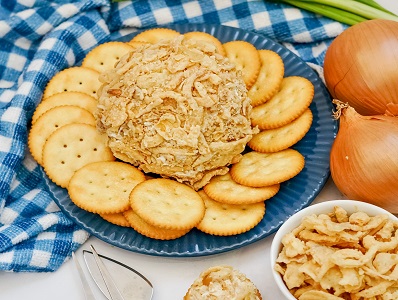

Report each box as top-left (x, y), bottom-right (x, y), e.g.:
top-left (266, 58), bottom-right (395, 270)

top-left (196, 190), bottom-right (265, 236)
top-left (223, 40), bottom-right (261, 89)
top-left (28, 105), bottom-right (96, 165)
top-left (68, 161), bottom-right (145, 214)
top-left (123, 209), bottom-right (190, 240)
top-left (230, 149), bottom-right (305, 187)
top-left (32, 91), bottom-right (97, 124)
top-left (183, 31), bottom-right (226, 56)
top-left (203, 173), bottom-right (280, 205)
top-left (126, 40), bottom-right (148, 48)
top-left (82, 41), bottom-right (134, 73)
top-left (251, 76), bottom-right (314, 130)
top-left (42, 123), bottom-right (114, 188)
top-left (248, 50), bottom-right (284, 106)
top-left (100, 212), bottom-right (131, 227)
top-left (130, 28), bottom-right (180, 44)
top-left (43, 66), bottom-right (101, 99)
top-left (129, 178), bottom-right (205, 230)
top-left (248, 108), bottom-right (313, 153)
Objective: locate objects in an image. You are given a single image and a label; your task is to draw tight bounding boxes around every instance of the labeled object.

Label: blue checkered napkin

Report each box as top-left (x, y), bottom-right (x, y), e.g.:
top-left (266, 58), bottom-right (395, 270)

top-left (0, 0), bottom-right (110, 272)
top-left (0, 0), bottom-right (346, 272)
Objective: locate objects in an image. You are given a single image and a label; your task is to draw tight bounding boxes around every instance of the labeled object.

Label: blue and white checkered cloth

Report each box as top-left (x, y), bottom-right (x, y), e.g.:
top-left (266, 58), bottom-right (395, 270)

top-left (0, 0), bottom-right (348, 272)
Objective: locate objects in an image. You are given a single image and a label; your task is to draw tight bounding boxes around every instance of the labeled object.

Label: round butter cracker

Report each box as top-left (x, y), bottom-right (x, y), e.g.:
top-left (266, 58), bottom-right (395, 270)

top-left (100, 211), bottom-right (131, 227)
top-left (230, 149), bottom-right (305, 187)
top-left (82, 41), bottom-right (134, 73)
top-left (43, 66), bottom-right (101, 99)
top-left (68, 161), bottom-right (145, 214)
top-left (130, 28), bottom-right (180, 44)
top-left (183, 31), bottom-right (226, 56)
top-left (32, 91), bottom-right (97, 124)
top-left (42, 123), bottom-right (115, 188)
top-left (28, 105), bottom-right (95, 165)
top-left (248, 108), bottom-right (313, 153)
top-left (203, 172), bottom-right (280, 205)
top-left (248, 49), bottom-right (284, 107)
top-left (127, 40), bottom-right (149, 48)
top-left (196, 190), bottom-right (265, 236)
top-left (251, 76), bottom-right (314, 130)
top-left (124, 209), bottom-right (190, 240)
top-left (130, 178), bottom-right (205, 231)
top-left (223, 40), bottom-right (261, 89)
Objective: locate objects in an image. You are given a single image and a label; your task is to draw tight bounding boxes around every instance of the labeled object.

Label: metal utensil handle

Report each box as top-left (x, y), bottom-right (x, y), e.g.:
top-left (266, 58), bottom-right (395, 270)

top-left (72, 252), bottom-right (97, 300)
top-left (90, 245), bottom-right (126, 300)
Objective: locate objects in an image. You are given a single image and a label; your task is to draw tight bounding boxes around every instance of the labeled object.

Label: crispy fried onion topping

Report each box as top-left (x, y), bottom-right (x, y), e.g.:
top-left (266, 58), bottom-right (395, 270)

top-left (96, 35), bottom-right (256, 189)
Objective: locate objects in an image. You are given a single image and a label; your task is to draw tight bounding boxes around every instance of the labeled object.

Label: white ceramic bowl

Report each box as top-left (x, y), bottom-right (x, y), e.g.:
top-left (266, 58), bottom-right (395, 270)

top-left (270, 199), bottom-right (398, 300)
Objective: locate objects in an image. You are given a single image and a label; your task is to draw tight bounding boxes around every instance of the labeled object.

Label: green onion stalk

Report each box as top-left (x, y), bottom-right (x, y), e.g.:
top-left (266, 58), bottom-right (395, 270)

top-left (268, 0), bottom-right (398, 25)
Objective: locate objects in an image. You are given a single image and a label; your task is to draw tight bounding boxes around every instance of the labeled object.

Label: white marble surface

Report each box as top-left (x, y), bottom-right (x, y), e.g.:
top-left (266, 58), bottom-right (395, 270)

top-left (1, 2), bottom-right (397, 299)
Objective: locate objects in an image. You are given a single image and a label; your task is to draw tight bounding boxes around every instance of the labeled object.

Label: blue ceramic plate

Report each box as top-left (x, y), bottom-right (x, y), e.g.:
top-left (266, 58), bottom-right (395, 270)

top-left (46, 24), bottom-right (337, 257)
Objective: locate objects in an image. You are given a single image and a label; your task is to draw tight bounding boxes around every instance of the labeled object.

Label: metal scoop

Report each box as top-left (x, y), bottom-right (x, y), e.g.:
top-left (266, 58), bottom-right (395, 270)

top-left (83, 246), bottom-right (153, 300)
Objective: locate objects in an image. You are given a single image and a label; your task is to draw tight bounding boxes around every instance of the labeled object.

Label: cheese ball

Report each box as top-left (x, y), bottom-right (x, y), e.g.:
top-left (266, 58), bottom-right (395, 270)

top-left (96, 35), bottom-right (256, 189)
top-left (184, 265), bottom-right (262, 300)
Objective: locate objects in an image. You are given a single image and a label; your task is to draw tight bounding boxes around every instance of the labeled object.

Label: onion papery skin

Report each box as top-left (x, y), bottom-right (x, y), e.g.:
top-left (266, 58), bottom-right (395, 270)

top-left (330, 106), bottom-right (398, 213)
top-left (324, 19), bottom-right (398, 116)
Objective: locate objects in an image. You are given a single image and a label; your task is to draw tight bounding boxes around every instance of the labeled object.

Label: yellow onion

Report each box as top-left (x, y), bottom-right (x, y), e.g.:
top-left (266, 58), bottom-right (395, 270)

top-left (330, 100), bottom-right (398, 214)
top-left (324, 19), bottom-right (398, 116)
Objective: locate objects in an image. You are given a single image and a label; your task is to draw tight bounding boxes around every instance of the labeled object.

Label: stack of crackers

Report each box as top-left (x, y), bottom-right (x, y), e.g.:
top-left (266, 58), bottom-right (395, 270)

top-left (28, 28), bottom-right (314, 241)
